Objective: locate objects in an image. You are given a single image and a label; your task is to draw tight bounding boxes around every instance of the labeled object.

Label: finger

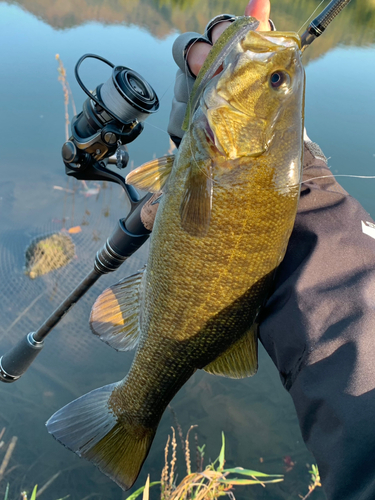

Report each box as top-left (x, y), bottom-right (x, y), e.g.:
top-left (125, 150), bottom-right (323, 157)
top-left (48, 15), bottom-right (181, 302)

top-left (210, 20), bottom-right (233, 44)
top-left (186, 41), bottom-right (212, 77)
top-left (172, 32), bottom-right (211, 77)
top-left (188, 19), bottom-right (232, 75)
top-left (212, 0), bottom-right (271, 41)
top-left (187, 0), bottom-right (272, 76)
top-left (245, 0), bottom-right (271, 31)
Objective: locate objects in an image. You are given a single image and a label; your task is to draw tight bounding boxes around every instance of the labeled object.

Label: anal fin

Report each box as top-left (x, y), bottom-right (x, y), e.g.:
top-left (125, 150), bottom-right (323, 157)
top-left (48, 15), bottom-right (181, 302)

top-left (203, 324), bottom-right (258, 379)
top-left (90, 268), bottom-right (145, 351)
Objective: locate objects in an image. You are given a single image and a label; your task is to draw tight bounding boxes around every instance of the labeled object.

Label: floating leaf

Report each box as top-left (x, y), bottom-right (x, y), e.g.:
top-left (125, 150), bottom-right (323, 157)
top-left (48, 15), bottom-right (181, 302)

top-left (67, 226), bottom-right (82, 234)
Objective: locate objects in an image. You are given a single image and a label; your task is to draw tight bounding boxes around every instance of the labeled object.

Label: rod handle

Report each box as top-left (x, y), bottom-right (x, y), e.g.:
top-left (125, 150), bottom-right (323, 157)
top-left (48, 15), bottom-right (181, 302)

top-left (0, 333), bottom-right (44, 383)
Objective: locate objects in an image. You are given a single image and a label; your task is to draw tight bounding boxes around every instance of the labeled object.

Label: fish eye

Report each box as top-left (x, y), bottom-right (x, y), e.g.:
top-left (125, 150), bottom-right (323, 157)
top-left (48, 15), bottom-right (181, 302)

top-left (270, 71), bottom-right (290, 90)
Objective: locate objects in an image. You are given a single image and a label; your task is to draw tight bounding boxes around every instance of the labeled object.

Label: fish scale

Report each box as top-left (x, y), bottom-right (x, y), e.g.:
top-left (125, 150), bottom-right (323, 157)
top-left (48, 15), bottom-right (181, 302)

top-left (143, 162), bottom-right (297, 342)
top-left (47, 25), bottom-right (305, 491)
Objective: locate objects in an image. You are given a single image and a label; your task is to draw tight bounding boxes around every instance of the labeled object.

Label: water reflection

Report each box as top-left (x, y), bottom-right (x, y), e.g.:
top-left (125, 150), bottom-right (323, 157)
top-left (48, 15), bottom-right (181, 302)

top-left (0, 0), bottom-right (374, 499)
top-left (6, 0), bottom-right (375, 59)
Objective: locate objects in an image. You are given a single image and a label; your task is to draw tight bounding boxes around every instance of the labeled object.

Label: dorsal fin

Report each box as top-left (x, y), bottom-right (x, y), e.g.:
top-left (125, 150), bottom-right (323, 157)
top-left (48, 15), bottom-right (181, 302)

top-left (203, 324), bottom-right (258, 378)
top-left (126, 155), bottom-right (175, 193)
top-left (90, 268), bottom-right (146, 351)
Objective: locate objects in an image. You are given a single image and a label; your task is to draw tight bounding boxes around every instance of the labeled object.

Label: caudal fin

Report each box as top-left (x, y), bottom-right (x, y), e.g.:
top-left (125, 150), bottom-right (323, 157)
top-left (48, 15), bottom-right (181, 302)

top-left (46, 383), bottom-right (156, 490)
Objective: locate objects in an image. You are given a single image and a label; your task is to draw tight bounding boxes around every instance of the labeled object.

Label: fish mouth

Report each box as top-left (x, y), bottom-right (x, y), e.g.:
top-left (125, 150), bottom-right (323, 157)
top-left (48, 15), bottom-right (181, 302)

top-left (203, 114), bottom-right (215, 144)
top-left (199, 101), bottom-right (217, 147)
top-left (201, 96), bottom-right (226, 151)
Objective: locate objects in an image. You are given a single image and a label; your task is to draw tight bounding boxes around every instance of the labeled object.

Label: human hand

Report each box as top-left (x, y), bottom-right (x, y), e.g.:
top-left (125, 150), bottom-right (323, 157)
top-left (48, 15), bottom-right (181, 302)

top-left (142, 0), bottom-right (273, 231)
top-left (167, 0), bottom-right (272, 145)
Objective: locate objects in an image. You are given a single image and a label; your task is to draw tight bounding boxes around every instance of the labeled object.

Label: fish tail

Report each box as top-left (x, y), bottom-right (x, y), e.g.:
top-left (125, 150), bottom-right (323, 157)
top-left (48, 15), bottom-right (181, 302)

top-left (46, 382), bottom-right (156, 491)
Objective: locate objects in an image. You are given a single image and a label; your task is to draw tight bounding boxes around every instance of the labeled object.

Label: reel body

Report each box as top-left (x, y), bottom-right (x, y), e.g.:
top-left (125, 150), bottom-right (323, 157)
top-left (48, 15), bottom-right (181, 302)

top-left (62, 54), bottom-right (159, 197)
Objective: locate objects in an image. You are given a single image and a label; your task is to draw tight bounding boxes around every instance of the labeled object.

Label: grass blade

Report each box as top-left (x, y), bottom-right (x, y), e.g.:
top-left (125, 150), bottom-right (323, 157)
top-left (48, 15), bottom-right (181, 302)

top-left (3, 484), bottom-right (9, 500)
top-left (218, 433), bottom-right (225, 470)
top-left (218, 477), bottom-right (284, 485)
top-left (125, 481), bottom-right (160, 500)
top-left (224, 467), bottom-right (283, 478)
top-left (142, 476), bottom-right (150, 500)
top-left (30, 485), bottom-right (38, 500)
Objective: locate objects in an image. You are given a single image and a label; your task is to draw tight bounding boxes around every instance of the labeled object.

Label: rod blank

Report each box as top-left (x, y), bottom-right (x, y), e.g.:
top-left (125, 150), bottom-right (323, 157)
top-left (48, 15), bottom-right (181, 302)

top-left (301, 0), bottom-right (353, 50)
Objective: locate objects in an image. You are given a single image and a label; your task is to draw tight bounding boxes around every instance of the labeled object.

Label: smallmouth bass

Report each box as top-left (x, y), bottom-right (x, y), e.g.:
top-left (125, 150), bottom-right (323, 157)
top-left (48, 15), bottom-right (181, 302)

top-left (47, 20), bottom-right (305, 491)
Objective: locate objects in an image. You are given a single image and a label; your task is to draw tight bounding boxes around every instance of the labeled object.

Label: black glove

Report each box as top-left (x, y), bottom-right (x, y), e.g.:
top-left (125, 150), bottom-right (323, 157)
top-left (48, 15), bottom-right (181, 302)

top-left (167, 15), bottom-right (275, 146)
top-left (259, 142), bottom-right (375, 500)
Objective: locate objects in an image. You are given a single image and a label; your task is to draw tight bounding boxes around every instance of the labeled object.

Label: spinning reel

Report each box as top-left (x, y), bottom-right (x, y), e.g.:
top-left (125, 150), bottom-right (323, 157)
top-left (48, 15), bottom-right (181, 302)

top-left (62, 53), bottom-right (159, 194)
top-left (0, 54), bottom-right (160, 383)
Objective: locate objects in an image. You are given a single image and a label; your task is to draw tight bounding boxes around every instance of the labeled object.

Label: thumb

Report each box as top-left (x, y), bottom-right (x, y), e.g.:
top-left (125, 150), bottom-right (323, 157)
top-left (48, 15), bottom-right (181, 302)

top-left (245, 0), bottom-right (271, 31)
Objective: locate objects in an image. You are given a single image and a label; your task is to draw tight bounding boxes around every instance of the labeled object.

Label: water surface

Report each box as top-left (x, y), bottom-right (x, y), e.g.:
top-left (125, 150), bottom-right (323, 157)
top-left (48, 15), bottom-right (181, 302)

top-left (0, 1), bottom-right (374, 499)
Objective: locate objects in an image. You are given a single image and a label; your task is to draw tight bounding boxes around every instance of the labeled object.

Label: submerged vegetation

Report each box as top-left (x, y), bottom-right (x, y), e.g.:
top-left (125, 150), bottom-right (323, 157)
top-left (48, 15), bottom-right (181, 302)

top-left (123, 420), bottom-right (323, 500)
top-left (0, 429), bottom-right (63, 500)
top-left (126, 429), bottom-right (284, 500)
top-left (300, 465), bottom-right (322, 500)
top-left (24, 233), bottom-right (75, 279)
top-left (0, 423), bottom-right (321, 499)
top-left (2, 484), bottom-right (69, 500)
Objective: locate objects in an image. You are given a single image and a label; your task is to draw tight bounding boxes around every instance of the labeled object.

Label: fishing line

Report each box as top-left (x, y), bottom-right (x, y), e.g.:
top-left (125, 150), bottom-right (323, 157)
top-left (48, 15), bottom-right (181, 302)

top-left (301, 174), bottom-right (375, 184)
top-left (158, 80), bottom-right (175, 103)
top-left (276, 173), bottom-right (375, 193)
top-left (141, 71), bottom-right (181, 139)
top-left (184, 16), bottom-right (244, 132)
top-left (184, 36), bottom-right (205, 176)
top-left (143, 121), bottom-right (170, 136)
top-left (5, 291), bottom-right (46, 334)
top-left (297, 0), bottom-right (326, 34)
top-left (184, 37), bottom-right (214, 183)
top-left (143, 72), bottom-right (186, 137)
top-left (183, 18), bottom-right (238, 185)
top-left (184, 18), bottom-right (229, 132)
top-left (268, 172), bottom-right (375, 196)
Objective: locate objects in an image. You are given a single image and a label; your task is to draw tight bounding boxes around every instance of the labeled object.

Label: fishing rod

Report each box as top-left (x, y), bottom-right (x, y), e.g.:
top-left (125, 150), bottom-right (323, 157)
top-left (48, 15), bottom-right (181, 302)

top-left (300, 0), bottom-right (353, 51)
top-left (0, 54), bottom-right (159, 383)
top-left (0, 0), bottom-right (354, 383)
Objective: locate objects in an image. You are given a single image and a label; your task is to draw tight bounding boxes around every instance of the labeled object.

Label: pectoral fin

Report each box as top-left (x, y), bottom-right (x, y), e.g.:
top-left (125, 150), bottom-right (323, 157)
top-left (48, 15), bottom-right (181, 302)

top-left (179, 159), bottom-right (213, 237)
top-left (203, 324), bottom-right (258, 378)
top-left (125, 155), bottom-right (175, 192)
top-left (89, 268), bottom-right (146, 351)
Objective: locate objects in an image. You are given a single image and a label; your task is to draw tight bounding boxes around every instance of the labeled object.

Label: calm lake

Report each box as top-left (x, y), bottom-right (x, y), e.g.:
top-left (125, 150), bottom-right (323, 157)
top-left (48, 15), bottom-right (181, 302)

top-left (0, 0), bottom-right (374, 499)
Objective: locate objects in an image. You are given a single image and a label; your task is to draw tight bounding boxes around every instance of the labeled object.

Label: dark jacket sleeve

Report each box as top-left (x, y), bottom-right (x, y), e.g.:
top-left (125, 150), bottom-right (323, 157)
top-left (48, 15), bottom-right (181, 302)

top-left (259, 142), bottom-right (375, 500)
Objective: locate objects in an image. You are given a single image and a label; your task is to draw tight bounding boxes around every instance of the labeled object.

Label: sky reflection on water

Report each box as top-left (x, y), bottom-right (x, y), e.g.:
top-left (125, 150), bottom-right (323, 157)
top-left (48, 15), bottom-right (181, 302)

top-left (0, 1), bottom-right (374, 499)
